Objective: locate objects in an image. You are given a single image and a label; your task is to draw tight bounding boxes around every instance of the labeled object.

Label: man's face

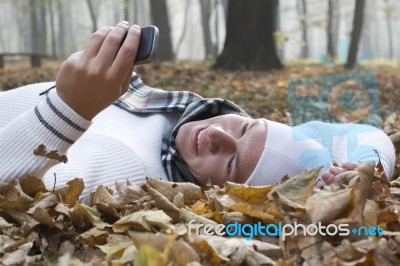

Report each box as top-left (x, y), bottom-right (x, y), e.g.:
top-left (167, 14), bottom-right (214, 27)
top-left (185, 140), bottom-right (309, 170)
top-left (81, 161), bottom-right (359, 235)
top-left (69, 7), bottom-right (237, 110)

top-left (175, 114), bottom-right (267, 186)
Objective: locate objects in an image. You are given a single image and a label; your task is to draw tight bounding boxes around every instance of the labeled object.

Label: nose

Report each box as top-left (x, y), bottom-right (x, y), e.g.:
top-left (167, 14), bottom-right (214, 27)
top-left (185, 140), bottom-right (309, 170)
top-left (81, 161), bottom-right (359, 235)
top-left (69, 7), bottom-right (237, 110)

top-left (207, 126), bottom-right (236, 154)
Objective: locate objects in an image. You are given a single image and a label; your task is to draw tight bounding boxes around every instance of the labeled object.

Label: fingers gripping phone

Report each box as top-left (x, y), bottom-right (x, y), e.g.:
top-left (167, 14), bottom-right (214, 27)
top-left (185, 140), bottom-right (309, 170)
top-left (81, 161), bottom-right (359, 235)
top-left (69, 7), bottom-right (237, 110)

top-left (124, 25), bottom-right (159, 65)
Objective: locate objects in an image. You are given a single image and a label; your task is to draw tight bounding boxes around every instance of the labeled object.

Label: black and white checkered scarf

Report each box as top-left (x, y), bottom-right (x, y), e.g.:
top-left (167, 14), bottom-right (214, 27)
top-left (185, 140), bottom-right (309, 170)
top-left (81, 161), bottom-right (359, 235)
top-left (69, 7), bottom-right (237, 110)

top-left (114, 74), bottom-right (249, 184)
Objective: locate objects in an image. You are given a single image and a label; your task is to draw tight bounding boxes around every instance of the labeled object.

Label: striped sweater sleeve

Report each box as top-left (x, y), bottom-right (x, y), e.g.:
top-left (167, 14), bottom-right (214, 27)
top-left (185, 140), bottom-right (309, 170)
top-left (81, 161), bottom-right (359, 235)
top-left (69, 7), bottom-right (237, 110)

top-left (0, 87), bottom-right (91, 182)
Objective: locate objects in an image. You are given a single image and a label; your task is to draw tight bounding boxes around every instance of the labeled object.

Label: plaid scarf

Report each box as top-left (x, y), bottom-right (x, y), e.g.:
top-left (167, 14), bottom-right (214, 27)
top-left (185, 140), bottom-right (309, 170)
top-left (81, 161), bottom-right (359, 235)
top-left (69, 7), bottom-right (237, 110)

top-left (114, 74), bottom-right (249, 183)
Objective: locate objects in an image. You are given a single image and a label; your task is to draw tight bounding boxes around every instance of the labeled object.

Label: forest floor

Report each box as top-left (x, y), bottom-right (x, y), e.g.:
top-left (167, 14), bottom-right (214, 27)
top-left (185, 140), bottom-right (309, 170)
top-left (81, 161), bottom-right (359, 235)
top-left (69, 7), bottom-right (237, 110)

top-left (1, 59), bottom-right (400, 265)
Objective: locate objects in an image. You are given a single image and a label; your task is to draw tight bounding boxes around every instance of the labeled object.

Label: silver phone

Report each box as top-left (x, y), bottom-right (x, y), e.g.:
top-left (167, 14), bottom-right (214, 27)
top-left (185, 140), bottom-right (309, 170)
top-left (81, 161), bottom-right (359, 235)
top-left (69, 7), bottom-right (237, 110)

top-left (134, 26), bottom-right (159, 65)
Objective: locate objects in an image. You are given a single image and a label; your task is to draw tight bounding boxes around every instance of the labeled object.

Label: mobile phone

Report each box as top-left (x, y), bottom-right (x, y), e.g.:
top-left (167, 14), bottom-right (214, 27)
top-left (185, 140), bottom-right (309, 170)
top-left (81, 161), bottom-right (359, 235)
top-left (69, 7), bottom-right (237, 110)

top-left (133, 25), bottom-right (159, 65)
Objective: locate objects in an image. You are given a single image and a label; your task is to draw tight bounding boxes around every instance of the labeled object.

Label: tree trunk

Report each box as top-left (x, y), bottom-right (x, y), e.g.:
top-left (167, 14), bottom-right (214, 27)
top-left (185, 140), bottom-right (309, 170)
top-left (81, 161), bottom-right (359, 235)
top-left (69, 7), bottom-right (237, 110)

top-left (29, 0), bottom-right (41, 67)
top-left (213, 0), bottom-right (221, 57)
top-left (39, 0), bottom-right (47, 55)
top-left (345, 0), bottom-right (365, 68)
top-left (214, 0), bottom-right (282, 70)
top-left (327, 0), bottom-right (335, 58)
top-left (48, 0), bottom-right (56, 58)
top-left (297, 0), bottom-right (308, 58)
top-left (57, 0), bottom-right (66, 58)
top-left (174, 0), bottom-right (190, 57)
top-left (149, 0), bottom-right (174, 60)
top-left (385, 0), bottom-right (393, 58)
top-left (199, 0), bottom-right (214, 59)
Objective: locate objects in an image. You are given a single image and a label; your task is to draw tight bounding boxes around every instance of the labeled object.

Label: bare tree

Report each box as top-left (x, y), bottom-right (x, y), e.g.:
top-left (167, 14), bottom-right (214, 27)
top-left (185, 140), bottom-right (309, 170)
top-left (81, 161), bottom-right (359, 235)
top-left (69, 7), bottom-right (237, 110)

top-left (47, 0), bottom-right (56, 58)
top-left (57, 0), bottom-right (66, 58)
top-left (297, 0), bottom-right (308, 58)
top-left (29, 0), bottom-right (43, 67)
top-left (345, 0), bottom-right (366, 68)
top-left (213, 0), bottom-right (222, 57)
top-left (384, 0), bottom-right (394, 58)
top-left (175, 0), bottom-right (190, 57)
top-left (326, 0), bottom-right (336, 58)
top-left (215, 0), bottom-right (282, 70)
top-left (199, 0), bottom-right (216, 59)
top-left (149, 0), bottom-right (174, 60)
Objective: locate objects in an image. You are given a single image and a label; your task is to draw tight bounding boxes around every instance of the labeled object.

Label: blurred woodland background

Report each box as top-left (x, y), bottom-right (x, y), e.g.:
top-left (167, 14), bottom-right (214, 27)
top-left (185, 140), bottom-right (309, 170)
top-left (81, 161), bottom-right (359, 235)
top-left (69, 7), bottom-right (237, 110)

top-left (1, 0), bottom-right (400, 130)
top-left (1, 0), bottom-right (399, 67)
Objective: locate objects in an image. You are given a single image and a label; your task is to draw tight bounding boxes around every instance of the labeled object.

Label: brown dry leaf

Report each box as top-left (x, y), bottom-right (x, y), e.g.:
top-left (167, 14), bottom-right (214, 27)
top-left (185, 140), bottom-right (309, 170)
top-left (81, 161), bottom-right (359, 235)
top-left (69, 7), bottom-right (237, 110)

top-left (305, 188), bottom-right (352, 224)
top-left (64, 178), bottom-right (84, 206)
top-left (111, 245), bottom-right (137, 264)
top-left (214, 184), bottom-right (281, 223)
top-left (269, 168), bottom-right (319, 205)
top-left (180, 207), bottom-right (218, 227)
top-left (70, 201), bottom-right (109, 230)
top-left (0, 216), bottom-right (13, 229)
top-left (143, 183), bottom-right (181, 223)
top-left (191, 201), bottom-right (209, 215)
top-left (79, 227), bottom-right (109, 246)
top-left (33, 144), bottom-right (68, 163)
top-left (363, 199), bottom-right (378, 227)
top-left (269, 191), bottom-right (308, 224)
top-left (244, 248), bottom-right (276, 266)
top-left (116, 179), bottom-right (148, 204)
top-left (112, 210), bottom-right (173, 233)
top-left (45, 150), bottom-right (68, 163)
top-left (191, 235), bottom-right (276, 266)
top-left (225, 181), bottom-right (273, 204)
top-left (348, 163), bottom-right (374, 222)
top-left (33, 144), bottom-right (46, 156)
top-left (27, 193), bottom-right (58, 214)
top-left (90, 185), bottom-right (118, 206)
top-left (96, 240), bottom-right (133, 263)
top-left (1, 242), bottom-right (33, 266)
top-left (31, 207), bottom-right (58, 228)
top-left (146, 179), bottom-right (203, 204)
top-left (19, 175), bottom-right (47, 198)
top-left (130, 232), bottom-right (200, 265)
top-left (0, 182), bottom-right (33, 211)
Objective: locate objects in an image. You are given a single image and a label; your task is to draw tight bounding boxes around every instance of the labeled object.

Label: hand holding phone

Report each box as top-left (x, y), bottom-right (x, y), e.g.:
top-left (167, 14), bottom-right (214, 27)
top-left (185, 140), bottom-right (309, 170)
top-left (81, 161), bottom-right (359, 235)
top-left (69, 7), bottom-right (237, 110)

top-left (57, 21), bottom-right (146, 120)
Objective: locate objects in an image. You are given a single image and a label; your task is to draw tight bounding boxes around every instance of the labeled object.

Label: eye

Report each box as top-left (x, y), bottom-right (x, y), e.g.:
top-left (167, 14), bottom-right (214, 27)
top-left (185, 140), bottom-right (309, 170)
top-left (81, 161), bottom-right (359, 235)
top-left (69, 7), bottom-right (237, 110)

top-left (242, 121), bottom-right (250, 136)
top-left (227, 155), bottom-right (234, 177)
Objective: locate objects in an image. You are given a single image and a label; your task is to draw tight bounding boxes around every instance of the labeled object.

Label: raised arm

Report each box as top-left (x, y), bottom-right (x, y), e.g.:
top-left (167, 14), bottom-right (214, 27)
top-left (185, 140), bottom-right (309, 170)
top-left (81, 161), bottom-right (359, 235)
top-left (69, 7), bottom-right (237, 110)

top-left (0, 21), bottom-right (141, 182)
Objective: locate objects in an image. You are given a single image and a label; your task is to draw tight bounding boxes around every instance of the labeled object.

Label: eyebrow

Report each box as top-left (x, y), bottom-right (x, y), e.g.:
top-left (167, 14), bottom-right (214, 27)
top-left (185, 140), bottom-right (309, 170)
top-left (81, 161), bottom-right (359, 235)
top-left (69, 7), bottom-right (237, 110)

top-left (234, 120), bottom-right (259, 182)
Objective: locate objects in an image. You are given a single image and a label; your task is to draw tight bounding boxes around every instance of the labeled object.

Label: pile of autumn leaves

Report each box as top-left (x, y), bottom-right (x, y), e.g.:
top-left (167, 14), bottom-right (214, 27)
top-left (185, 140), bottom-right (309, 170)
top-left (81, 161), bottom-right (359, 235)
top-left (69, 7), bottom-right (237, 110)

top-left (1, 152), bottom-right (400, 265)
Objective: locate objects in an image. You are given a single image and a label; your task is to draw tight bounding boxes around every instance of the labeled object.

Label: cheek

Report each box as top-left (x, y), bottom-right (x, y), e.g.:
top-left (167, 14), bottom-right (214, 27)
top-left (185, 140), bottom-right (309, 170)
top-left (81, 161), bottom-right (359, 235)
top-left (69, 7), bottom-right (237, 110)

top-left (189, 157), bottom-right (221, 182)
top-left (175, 128), bottom-right (188, 155)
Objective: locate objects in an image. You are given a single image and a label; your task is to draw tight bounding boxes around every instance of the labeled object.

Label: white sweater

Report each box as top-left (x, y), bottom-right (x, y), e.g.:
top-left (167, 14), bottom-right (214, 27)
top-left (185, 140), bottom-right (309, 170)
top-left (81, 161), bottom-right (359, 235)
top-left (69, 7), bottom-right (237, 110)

top-left (0, 82), bottom-right (180, 202)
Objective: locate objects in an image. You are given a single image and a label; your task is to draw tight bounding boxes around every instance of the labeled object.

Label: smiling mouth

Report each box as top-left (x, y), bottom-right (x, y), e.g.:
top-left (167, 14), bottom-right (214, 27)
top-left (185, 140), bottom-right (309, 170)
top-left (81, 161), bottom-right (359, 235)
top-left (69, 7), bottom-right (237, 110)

top-left (193, 127), bottom-right (207, 154)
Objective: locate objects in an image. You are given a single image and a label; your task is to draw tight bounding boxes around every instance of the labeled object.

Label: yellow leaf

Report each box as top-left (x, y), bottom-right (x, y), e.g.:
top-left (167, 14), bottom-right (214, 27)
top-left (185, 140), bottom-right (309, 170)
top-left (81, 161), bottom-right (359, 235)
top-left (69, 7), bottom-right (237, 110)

top-left (97, 241), bottom-right (132, 262)
top-left (225, 182), bottom-right (273, 204)
top-left (215, 184), bottom-right (281, 223)
top-left (64, 178), bottom-right (84, 206)
top-left (134, 245), bottom-right (166, 266)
